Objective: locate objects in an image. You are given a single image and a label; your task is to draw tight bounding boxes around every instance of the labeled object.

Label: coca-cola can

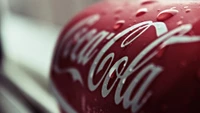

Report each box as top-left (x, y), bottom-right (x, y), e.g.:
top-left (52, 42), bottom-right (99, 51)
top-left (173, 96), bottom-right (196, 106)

top-left (50, 0), bottom-right (200, 113)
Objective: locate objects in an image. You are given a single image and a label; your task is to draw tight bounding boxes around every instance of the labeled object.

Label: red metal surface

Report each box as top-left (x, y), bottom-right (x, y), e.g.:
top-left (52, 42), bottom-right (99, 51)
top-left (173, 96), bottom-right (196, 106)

top-left (51, 0), bottom-right (200, 113)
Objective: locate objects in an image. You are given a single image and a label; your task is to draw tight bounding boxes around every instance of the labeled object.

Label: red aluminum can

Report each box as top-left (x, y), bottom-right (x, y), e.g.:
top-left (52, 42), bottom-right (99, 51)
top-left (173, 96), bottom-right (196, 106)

top-left (50, 0), bottom-right (200, 113)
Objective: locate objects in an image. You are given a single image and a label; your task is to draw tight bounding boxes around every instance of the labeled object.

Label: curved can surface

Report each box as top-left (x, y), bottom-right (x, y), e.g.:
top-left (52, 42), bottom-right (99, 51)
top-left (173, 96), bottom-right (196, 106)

top-left (51, 0), bottom-right (200, 113)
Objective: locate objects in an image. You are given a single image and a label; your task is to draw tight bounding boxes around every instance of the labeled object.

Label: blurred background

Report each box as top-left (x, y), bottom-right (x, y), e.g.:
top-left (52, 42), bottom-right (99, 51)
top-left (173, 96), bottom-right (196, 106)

top-left (0, 0), bottom-right (100, 113)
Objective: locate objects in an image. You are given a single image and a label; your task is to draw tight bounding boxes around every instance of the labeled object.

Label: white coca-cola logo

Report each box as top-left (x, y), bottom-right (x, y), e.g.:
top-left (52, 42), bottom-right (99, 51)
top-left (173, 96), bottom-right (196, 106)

top-left (52, 14), bottom-right (200, 113)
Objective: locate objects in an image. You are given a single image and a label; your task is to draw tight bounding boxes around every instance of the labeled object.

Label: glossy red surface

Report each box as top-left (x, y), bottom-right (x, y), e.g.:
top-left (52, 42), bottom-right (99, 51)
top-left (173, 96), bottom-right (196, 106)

top-left (51, 0), bottom-right (200, 113)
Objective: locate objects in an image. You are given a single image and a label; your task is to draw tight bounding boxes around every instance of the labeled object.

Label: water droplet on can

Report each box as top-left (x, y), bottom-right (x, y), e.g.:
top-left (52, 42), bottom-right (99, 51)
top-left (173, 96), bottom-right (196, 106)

top-left (72, 38), bottom-right (77, 45)
top-left (177, 21), bottom-right (183, 26)
top-left (141, 0), bottom-right (157, 5)
top-left (136, 8), bottom-right (148, 17)
top-left (123, 63), bottom-right (126, 67)
top-left (184, 6), bottom-right (189, 9)
top-left (113, 20), bottom-right (125, 30)
top-left (156, 49), bottom-right (165, 58)
top-left (180, 60), bottom-right (187, 68)
top-left (109, 73), bottom-right (115, 78)
top-left (129, 68), bottom-right (133, 72)
top-left (114, 15), bottom-right (120, 20)
top-left (94, 98), bottom-right (97, 102)
top-left (101, 10), bottom-right (107, 15)
top-left (94, 62), bottom-right (98, 65)
top-left (122, 78), bottom-right (126, 84)
top-left (185, 9), bottom-right (191, 13)
top-left (171, 7), bottom-right (176, 9)
top-left (180, 16), bottom-right (184, 19)
top-left (115, 7), bottom-right (123, 14)
top-left (157, 9), bottom-right (179, 21)
top-left (81, 95), bottom-right (86, 112)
